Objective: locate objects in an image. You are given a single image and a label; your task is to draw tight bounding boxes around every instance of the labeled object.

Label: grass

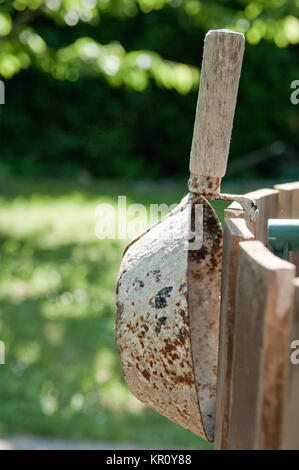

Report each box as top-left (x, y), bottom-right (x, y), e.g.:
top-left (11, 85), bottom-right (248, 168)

top-left (0, 178), bottom-right (230, 449)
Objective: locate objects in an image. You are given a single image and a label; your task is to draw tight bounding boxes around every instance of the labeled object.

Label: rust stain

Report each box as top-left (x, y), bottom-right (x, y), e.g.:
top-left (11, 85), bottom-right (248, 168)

top-left (116, 301), bottom-right (124, 321)
top-left (142, 369), bottom-right (151, 381)
top-left (171, 372), bottom-right (195, 386)
top-left (116, 192), bottom-right (220, 442)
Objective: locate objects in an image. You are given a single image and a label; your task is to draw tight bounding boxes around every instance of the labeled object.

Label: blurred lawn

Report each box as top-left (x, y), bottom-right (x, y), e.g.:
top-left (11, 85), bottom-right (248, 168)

top-left (0, 178), bottom-right (229, 449)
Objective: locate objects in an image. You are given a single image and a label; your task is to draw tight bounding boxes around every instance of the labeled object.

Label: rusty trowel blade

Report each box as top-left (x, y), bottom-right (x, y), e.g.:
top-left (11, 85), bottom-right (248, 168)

top-left (116, 193), bottom-right (223, 442)
top-left (187, 193), bottom-right (223, 441)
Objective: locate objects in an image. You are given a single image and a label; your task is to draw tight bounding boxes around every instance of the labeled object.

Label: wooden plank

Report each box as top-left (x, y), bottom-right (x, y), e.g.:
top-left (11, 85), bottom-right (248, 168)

top-left (246, 188), bottom-right (279, 245)
top-left (224, 188), bottom-right (278, 245)
top-left (282, 278), bottom-right (299, 449)
top-left (275, 182), bottom-right (299, 276)
top-left (290, 252), bottom-right (299, 276)
top-left (214, 218), bottom-right (254, 450)
top-left (275, 182), bottom-right (299, 218)
top-left (228, 241), bottom-right (295, 449)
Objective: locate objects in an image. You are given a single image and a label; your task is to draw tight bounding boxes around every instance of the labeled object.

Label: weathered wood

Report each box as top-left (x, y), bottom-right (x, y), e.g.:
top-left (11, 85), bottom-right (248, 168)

top-left (189, 30), bottom-right (245, 196)
top-left (290, 252), bottom-right (299, 276)
top-left (275, 182), bottom-right (299, 218)
top-left (214, 218), bottom-right (254, 450)
top-left (282, 277), bottom-right (299, 449)
top-left (246, 188), bottom-right (279, 245)
top-left (224, 188), bottom-right (278, 244)
top-left (275, 182), bottom-right (299, 275)
top-left (228, 241), bottom-right (295, 449)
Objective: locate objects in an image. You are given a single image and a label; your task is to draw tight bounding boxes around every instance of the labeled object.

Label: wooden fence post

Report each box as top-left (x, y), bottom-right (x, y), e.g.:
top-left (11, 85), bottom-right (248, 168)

top-left (227, 241), bottom-right (295, 449)
top-left (215, 181), bottom-right (299, 449)
top-left (275, 182), bottom-right (299, 275)
top-left (282, 278), bottom-right (299, 449)
top-left (224, 188), bottom-right (278, 244)
top-left (214, 218), bottom-right (254, 450)
top-left (275, 182), bottom-right (299, 218)
top-left (245, 188), bottom-right (279, 244)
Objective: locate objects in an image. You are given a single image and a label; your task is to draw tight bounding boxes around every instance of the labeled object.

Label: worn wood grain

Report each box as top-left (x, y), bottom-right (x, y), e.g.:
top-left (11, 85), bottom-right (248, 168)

top-left (189, 30), bottom-right (245, 196)
top-left (214, 218), bottom-right (254, 450)
top-left (282, 278), bottom-right (299, 449)
top-left (224, 188), bottom-right (278, 243)
top-left (246, 188), bottom-right (279, 244)
top-left (228, 241), bottom-right (295, 449)
top-left (275, 182), bottom-right (299, 218)
top-left (275, 182), bottom-right (299, 275)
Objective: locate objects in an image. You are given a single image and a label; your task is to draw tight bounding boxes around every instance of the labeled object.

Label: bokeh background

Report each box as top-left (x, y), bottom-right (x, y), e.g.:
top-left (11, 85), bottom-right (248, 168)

top-left (0, 0), bottom-right (298, 449)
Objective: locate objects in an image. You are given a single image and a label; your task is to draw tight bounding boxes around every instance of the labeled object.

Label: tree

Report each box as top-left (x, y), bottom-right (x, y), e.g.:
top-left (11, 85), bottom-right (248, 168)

top-left (0, 0), bottom-right (298, 93)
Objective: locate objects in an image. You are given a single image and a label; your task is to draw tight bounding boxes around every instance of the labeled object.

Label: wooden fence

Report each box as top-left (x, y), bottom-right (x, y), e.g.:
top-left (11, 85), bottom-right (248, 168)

top-left (214, 181), bottom-right (299, 450)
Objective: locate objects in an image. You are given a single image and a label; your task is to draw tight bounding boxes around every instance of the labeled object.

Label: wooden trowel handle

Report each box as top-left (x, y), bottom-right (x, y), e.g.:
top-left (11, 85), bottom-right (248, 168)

top-left (189, 29), bottom-right (245, 196)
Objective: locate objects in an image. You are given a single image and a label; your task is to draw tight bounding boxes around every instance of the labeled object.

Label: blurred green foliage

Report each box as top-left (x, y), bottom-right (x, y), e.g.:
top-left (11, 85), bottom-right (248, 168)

top-left (0, 178), bottom-right (217, 448)
top-left (0, 0), bottom-right (298, 177)
top-left (1, 0), bottom-right (299, 81)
